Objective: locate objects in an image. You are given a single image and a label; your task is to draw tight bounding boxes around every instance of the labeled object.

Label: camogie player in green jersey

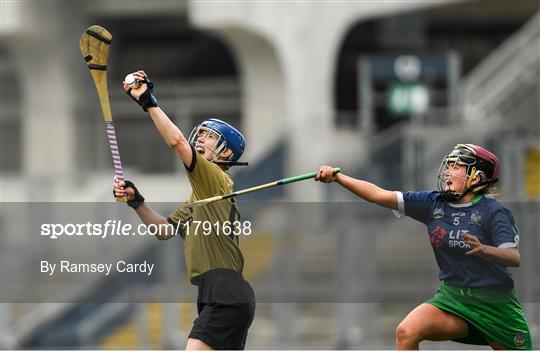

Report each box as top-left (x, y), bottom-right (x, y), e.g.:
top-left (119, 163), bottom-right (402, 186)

top-left (316, 144), bottom-right (532, 350)
top-left (114, 71), bottom-right (255, 350)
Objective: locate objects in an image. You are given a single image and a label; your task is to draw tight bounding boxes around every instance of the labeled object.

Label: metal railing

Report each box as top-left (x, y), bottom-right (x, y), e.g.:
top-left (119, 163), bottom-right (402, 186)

top-left (461, 12), bottom-right (540, 124)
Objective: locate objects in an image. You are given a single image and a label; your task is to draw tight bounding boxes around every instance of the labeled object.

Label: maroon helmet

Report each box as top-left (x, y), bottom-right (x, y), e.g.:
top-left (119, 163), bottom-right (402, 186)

top-left (437, 144), bottom-right (500, 201)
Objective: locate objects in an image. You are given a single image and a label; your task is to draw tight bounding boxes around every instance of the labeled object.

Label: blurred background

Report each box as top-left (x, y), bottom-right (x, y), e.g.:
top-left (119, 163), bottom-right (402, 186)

top-left (1, 0), bottom-right (539, 349)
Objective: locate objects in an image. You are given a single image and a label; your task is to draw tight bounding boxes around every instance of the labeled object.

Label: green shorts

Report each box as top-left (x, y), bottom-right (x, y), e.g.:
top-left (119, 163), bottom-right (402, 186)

top-left (427, 282), bottom-right (532, 350)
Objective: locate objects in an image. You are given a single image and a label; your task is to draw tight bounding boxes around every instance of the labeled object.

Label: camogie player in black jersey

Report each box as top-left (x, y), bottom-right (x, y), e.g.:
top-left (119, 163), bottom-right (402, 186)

top-left (114, 71), bottom-right (255, 350)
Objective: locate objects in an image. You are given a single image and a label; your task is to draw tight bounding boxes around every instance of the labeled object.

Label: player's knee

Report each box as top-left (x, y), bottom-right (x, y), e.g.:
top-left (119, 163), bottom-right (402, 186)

top-left (395, 322), bottom-right (422, 345)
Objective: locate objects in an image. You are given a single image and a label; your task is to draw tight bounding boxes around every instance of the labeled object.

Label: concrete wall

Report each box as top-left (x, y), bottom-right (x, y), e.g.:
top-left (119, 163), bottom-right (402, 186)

top-left (1, 2), bottom-right (86, 200)
top-left (1, 0), bottom-right (453, 202)
top-left (189, 1), bottom-right (453, 200)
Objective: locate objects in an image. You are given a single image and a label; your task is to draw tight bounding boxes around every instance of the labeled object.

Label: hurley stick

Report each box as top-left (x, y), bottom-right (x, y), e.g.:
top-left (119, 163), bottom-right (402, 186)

top-left (79, 25), bottom-right (127, 202)
top-left (186, 168), bottom-right (341, 208)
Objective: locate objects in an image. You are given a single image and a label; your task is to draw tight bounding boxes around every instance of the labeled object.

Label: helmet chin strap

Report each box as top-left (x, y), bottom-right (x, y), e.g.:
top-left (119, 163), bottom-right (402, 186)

top-left (214, 160), bottom-right (249, 166)
top-left (440, 190), bottom-right (463, 202)
top-left (470, 177), bottom-right (498, 193)
top-left (440, 169), bottom-right (469, 202)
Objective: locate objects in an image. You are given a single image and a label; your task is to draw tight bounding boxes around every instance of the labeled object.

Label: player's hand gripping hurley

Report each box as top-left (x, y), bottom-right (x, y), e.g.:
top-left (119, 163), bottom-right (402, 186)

top-left (80, 25), bottom-right (127, 202)
top-left (186, 168), bottom-right (341, 208)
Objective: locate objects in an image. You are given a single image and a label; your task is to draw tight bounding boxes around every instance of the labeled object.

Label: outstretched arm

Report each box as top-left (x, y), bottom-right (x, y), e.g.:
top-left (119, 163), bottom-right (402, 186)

top-left (123, 70), bottom-right (193, 168)
top-left (315, 165), bottom-right (398, 210)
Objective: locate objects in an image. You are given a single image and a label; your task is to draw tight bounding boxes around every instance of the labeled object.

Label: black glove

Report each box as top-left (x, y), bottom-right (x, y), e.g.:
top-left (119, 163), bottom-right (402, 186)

top-left (127, 77), bottom-right (158, 112)
top-left (113, 180), bottom-right (145, 209)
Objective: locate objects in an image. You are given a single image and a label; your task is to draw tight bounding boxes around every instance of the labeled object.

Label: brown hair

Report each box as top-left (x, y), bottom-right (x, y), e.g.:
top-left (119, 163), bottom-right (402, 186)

top-left (476, 171), bottom-right (501, 198)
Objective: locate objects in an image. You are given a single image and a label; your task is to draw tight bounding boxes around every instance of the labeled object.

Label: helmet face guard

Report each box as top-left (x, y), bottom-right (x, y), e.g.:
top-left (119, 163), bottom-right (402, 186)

top-left (436, 144), bottom-right (499, 202)
top-left (188, 125), bottom-right (228, 162)
top-left (188, 118), bottom-right (246, 164)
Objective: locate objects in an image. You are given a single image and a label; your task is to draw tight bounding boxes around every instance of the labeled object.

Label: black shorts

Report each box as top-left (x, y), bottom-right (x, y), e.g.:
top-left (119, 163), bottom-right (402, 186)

top-left (189, 268), bottom-right (256, 350)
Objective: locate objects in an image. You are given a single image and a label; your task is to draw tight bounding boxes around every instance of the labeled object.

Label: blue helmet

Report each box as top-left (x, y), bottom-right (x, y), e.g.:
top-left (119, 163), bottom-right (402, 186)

top-left (188, 118), bottom-right (246, 163)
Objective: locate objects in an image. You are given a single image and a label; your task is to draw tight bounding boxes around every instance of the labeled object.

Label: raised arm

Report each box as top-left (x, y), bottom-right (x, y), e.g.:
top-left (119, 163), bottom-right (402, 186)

top-left (146, 106), bottom-right (193, 167)
top-left (123, 70), bottom-right (193, 167)
top-left (315, 165), bottom-right (398, 210)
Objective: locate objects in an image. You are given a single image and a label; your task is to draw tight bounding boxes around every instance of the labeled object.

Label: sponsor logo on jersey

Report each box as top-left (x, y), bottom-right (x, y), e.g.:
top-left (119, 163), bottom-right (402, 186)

top-left (469, 210), bottom-right (482, 225)
top-left (432, 208), bottom-right (444, 219)
top-left (514, 332), bottom-right (527, 347)
top-left (430, 225), bottom-right (447, 248)
top-left (448, 229), bottom-right (472, 249)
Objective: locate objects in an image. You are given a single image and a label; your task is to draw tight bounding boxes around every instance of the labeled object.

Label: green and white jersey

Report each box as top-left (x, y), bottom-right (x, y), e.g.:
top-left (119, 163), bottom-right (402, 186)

top-left (168, 146), bottom-right (244, 284)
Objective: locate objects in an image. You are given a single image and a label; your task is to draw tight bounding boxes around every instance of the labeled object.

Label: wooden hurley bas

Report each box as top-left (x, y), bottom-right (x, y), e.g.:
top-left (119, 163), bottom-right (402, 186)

top-left (80, 25), bottom-right (127, 202)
